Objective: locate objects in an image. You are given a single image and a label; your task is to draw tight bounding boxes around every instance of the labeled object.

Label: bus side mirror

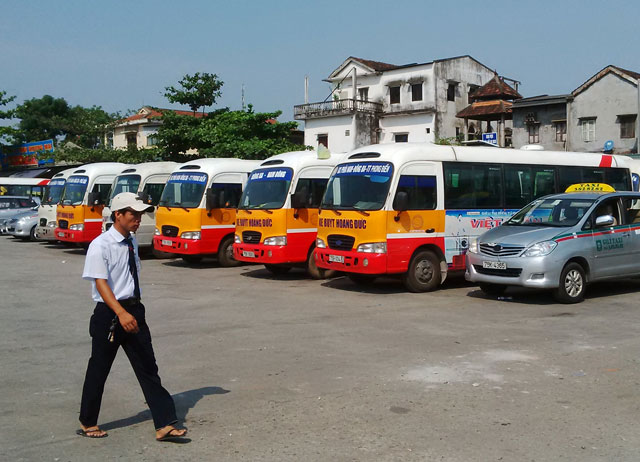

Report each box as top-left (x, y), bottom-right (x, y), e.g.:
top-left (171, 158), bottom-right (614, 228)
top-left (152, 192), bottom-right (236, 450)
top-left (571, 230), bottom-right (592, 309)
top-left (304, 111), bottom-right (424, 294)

top-left (87, 192), bottom-right (102, 206)
top-left (393, 191), bottom-right (409, 222)
top-left (291, 191), bottom-right (306, 210)
top-left (206, 188), bottom-right (218, 211)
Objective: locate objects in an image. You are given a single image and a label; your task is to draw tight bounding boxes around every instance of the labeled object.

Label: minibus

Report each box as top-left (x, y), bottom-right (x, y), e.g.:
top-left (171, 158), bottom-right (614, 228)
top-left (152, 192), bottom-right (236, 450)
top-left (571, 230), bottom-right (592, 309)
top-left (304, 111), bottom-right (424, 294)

top-left (233, 150), bottom-right (346, 278)
top-left (153, 158), bottom-right (259, 265)
top-left (0, 177), bottom-right (49, 199)
top-left (313, 143), bottom-right (635, 292)
top-left (55, 163), bottom-right (126, 244)
top-left (102, 162), bottom-right (177, 248)
top-left (35, 167), bottom-right (78, 240)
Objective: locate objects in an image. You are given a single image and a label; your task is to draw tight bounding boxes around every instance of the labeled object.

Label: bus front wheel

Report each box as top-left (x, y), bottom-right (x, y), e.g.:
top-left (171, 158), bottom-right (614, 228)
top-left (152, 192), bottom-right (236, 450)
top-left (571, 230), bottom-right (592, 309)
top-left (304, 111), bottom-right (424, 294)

top-left (218, 235), bottom-right (240, 267)
top-left (306, 250), bottom-right (335, 280)
top-left (403, 250), bottom-right (442, 292)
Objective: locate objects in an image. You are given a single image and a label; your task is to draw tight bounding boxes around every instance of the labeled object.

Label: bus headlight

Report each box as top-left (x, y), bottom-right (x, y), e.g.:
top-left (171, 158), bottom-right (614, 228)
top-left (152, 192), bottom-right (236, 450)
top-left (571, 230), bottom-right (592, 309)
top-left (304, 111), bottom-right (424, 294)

top-left (316, 238), bottom-right (326, 248)
top-left (264, 235), bottom-right (287, 246)
top-left (48, 221), bottom-right (57, 228)
top-left (154, 227), bottom-right (160, 235)
top-left (524, 240), bottom-right (557, 257)
top-left (467, 238), bottom-right (478, 254)
top-left (356, 242), bottom-right (387, 254)
top-left (181, 231), bottom-right (201, 240)
top-left (234, 234), bottom-right (241, 244)
top-left (69, 223), bottom-right (84, 231)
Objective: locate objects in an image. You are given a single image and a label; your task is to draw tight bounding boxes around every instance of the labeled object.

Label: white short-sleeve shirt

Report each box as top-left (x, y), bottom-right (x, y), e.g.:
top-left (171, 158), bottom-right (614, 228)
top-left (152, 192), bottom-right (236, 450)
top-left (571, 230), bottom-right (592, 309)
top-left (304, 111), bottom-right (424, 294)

top-left (82, 225), bottom-right (142, 302)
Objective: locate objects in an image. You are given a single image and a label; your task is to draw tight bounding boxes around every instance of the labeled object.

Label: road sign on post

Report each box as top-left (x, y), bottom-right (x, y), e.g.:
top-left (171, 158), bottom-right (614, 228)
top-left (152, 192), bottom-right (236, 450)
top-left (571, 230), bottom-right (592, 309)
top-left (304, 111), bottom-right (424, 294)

top-left (482, 132), bottom-right (498, 146)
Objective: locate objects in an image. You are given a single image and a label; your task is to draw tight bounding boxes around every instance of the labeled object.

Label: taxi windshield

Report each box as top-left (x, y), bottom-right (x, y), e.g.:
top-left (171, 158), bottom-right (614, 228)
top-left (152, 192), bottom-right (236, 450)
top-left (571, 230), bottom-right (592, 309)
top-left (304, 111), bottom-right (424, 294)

top-left (42, 179), bottom-right (66, 205)
top-left (505, 197), bottom-right (595, 227)
top-left (159, 172), bottom-right (208, 208)
top-left (61, 176), bottom-right (89, 206)
top-left (109, 174), bottom-right (141, 202)
top-left (321, 161), bottom-right (393, 211)
top-left (239, 167), bottom-right (293, 210)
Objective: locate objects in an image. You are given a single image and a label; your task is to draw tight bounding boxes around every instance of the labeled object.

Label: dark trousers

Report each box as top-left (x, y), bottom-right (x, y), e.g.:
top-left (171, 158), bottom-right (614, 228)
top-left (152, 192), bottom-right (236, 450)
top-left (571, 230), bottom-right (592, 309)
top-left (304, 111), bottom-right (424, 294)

top-left (79, 301), bottom-right (177, 430)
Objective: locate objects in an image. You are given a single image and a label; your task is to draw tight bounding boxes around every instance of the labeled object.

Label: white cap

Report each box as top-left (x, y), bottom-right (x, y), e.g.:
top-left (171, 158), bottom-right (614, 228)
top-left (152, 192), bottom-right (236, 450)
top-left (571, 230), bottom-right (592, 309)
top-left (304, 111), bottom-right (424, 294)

top-left (111, 192), bottom-right (154, 213)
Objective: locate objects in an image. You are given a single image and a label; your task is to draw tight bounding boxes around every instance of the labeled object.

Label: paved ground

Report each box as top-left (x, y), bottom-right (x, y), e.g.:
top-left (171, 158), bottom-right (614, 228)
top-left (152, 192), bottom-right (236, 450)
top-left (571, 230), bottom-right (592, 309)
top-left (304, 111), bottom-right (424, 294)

top-left (2, 235), bottom-right (640, 461)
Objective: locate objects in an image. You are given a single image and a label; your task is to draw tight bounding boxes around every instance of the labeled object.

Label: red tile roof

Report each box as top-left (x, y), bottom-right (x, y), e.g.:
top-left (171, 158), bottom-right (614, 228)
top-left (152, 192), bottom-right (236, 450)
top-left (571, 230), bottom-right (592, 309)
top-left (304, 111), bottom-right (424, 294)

top-left (456, 100), bottom-right (514, 121)
top-left (349, 57), bottom-right (398, 72)
top-left (120, 107), bottom-right (207, 123)
top-left (470, 75), bottom-right (522, 101)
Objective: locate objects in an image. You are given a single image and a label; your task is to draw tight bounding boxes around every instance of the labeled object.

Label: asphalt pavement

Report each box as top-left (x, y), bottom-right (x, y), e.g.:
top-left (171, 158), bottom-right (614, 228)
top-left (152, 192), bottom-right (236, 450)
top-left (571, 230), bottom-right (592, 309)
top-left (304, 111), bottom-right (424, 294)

top-left (1, 235), bottom-right (640, 461)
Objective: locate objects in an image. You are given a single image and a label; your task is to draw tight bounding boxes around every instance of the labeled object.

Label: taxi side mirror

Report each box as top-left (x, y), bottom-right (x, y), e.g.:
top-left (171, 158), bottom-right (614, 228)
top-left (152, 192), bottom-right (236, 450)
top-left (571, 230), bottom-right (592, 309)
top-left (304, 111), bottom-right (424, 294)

top-left (595, 215), bottom-right (615, 227)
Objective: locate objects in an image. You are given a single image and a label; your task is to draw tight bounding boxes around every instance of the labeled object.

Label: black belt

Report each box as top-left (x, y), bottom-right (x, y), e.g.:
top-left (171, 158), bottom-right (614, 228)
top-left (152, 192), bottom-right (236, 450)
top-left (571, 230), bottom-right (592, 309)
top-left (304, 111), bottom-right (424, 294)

top-left (118, 297), bottom-right (141, 307)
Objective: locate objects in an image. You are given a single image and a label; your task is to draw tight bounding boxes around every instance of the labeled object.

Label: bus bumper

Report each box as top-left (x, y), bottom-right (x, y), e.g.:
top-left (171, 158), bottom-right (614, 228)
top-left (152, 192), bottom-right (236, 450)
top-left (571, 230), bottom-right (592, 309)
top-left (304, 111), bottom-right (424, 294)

top-left (153, 235), bottom-right (206, 255)
top-left (55, 227), bottom-right (96, 243)
top-left (36, 225), bottom-right (57, 241)
top-left (315, 248), bottom-right (387, 274)
top-left (233, 243), bottom-right (296, 264)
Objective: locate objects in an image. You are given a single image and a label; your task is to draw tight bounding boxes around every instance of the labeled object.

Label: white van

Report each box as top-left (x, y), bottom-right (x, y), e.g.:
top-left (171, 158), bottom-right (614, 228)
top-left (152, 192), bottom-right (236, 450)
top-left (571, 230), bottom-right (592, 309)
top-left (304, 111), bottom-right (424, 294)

top-left (35, 167), bottom-right (78, 240)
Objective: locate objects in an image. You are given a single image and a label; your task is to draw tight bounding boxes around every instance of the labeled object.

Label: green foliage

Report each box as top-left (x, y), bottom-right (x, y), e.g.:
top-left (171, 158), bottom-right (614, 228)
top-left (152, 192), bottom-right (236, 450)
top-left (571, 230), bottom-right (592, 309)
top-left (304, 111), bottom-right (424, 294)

top-left (64, 105), bottom-right (119, 148)
top-left (434, 136), bottom-right (461, 146)
top-left (164, 72), bottom-right (223, 114)
top-left (50, 145), bottom-right (164, 164)
top-left (0, 91), bottom-right (17, 142)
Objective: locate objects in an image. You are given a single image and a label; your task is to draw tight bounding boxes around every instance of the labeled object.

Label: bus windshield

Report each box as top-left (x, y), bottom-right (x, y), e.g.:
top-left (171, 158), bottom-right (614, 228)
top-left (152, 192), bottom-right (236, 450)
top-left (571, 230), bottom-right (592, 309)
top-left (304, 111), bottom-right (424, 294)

top-left (159, 172), bottom-right (208, 208)
top-left (109, 174), bottom-right (141, 203)
top-left (61, 176), bottom-right (89, 206)
top-left (505, 198), bottom-right (595, 227)
top-left (42, 179), bottom-right (66, 205)
top-left (321, 162), bottom-right (393, 211)
top-left (239, 167), bottom-right (293, 210)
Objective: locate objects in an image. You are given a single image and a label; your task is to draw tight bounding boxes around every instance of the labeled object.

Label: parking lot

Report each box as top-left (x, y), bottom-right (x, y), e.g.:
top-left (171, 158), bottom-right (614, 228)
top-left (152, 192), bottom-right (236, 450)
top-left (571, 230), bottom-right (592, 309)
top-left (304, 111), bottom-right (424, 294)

top-left (2, 235), bottom-right (640, 461)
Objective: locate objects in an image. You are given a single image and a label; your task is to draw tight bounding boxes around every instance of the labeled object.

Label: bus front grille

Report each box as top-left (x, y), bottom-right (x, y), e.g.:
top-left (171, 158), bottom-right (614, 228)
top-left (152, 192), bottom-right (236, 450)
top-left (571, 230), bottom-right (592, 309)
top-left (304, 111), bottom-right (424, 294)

top-left (59, 220), bottom-right (69, 229)
top-left (242, 231), bottom-right (261, 244)
top-left (40, 218), bottom-right (47, 227)
top-left (327, 234), bottom-right (355, 251)
top-left (162, 225), bottom-right (179, 237)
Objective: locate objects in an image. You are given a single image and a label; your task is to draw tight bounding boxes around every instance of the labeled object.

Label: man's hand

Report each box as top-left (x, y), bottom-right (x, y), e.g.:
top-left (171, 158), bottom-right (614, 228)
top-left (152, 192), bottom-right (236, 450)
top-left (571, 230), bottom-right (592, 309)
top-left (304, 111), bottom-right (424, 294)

top-left (118, 310), bottom-right (139, 333)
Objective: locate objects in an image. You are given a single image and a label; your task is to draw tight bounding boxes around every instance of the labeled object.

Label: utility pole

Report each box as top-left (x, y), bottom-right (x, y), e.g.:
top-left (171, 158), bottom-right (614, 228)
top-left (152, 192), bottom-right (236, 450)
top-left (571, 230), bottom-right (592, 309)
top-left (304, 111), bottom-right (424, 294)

top-left (637, 79), bottom-right (639, 154)
top-left (241, 84), bottom-right (245, 111)
top-left (304, 75), bottom-right (309, 105)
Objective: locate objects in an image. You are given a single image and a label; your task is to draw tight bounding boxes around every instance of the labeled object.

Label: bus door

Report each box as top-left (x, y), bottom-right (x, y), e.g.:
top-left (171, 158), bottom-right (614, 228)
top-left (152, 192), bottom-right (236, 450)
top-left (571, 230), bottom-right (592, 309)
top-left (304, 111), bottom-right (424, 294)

top-left (205, 172), bottom-right (245, 252)
top-left (387, 162), bottom-right (442, 273)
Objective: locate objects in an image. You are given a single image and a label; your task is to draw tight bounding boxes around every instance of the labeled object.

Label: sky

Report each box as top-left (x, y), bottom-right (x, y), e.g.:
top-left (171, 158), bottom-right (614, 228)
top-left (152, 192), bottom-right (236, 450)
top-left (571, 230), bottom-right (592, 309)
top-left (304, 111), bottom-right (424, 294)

top-left (2, 0), bottom-right (639, 125)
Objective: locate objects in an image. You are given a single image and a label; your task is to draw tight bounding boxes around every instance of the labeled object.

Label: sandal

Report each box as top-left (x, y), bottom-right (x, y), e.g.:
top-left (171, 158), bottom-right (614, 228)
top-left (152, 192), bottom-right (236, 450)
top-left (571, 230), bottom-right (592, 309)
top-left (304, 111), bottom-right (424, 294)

top-left (76, 427), bottom-right (108, 438)
top-left (156, 427), bottom-right (188, 442)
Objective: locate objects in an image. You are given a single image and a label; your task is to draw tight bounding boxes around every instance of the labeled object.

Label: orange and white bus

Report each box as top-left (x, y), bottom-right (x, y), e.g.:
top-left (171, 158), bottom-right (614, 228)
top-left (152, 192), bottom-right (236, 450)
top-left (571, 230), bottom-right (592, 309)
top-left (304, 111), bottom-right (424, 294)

top-left (233, 150), bottom-right (346, 278)
top-left (314, 143), bottom-right (637, 292)
top-left (153, 158), bottom-right (259, 265)
top-left (0, 177), bottom-right (49, 198)
top-left (55, 163), bottom-right (126, 244)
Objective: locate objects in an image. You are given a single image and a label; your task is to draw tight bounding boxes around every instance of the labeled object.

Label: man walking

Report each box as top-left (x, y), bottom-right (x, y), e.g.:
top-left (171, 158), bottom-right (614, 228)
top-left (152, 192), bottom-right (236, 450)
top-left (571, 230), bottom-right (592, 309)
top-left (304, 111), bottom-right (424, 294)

top-left (77, 192), bottom-right (187, 442)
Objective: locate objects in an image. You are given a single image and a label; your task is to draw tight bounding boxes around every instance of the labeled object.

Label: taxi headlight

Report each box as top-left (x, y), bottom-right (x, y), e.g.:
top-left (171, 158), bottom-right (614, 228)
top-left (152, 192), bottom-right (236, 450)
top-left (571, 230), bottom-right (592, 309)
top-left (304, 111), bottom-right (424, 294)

top-left (316, 238), bottom-right (326, 248)
top-left (264, 235), bottom-right (287, 246)
top-left (181, 231), bottom-right (201, 240)
top-left (234, 234), bottom-right (241, 244)
top-left (524, 240), bottom-right (557, 257)
top-left (47, 221), bottom-right (56, 228)
top-left (154, 227), bottom-right (160, 236)
top-left (467, 237), bottom-right (479, 254)
top-left (69, 223), bottom-right (84, 231)
top-left (356, 242), bottom-right (387, 254)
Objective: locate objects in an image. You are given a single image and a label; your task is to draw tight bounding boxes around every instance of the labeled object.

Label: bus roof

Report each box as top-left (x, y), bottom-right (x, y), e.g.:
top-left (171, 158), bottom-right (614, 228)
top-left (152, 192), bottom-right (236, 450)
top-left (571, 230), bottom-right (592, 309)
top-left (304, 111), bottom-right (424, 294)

top-left (51, 167), bottom-right (82, 180)
top-left (169, 158), bottom-right (260, 176)
top-left (69, 162), bottom-right (127, 178)
top-left (117, 161), bottom-right (178, 178)
top-left (340, 142), bottom-right (633, 169)
top-left (256, 150), bottom-right (348, 171)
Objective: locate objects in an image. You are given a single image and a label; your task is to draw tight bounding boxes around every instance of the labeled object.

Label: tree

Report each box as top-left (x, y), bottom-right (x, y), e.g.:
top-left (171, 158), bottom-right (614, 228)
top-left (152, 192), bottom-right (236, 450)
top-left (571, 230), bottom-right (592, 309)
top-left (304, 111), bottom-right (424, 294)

top-left (50, 145), bottom-right (163, 164)
top-left (0, 90), bottom-right (17, 142)
top-left (164, 72), bottom-right (223, 115)
top-left (64, 105), bottom-right (119, 149)
top-left (13, 95), bottom-right (71, 142)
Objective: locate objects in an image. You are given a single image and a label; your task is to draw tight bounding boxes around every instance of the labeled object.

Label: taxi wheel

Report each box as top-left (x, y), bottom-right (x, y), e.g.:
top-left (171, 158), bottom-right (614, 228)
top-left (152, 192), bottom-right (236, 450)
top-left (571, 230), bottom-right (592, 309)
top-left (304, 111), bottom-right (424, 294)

top-left (553, 262), bottom-right (586, 304)
top-left (29, 225), bottom-right (38, 241)
top-left (403, 250), bottom-right (442, 293)
top-left (265, 264), bottom-right (291, 275)
top-left (306, 250), bottom-right (335, 280)
top-left (479, 283), bottom-right (507, 296)
top-left (218, 236), bottom-right (240, 267)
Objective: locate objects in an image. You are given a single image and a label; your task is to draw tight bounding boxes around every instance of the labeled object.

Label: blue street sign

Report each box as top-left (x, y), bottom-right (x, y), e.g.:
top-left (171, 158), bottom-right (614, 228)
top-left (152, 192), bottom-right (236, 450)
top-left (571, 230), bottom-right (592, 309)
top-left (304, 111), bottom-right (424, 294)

top-left (482, 132), bottom-right (498, 145)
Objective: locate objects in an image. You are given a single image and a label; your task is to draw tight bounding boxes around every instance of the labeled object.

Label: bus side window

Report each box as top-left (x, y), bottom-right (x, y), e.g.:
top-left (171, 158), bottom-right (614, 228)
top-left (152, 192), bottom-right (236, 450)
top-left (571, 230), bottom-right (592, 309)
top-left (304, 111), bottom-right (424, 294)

top-left (142, 183), bottom-right (166, 206)
top-left (533, 170), bottom-right (555, 197)
top-left (295, 178), bottom-right (328, 208)
top-left (504, 165), bottom-right (532, 209)
top-left (396, 175), bottom-right (436, 210)
top-left (92, 183), bottom-right (112, 205)
top-left (210, 183), bottom-right (242, 208)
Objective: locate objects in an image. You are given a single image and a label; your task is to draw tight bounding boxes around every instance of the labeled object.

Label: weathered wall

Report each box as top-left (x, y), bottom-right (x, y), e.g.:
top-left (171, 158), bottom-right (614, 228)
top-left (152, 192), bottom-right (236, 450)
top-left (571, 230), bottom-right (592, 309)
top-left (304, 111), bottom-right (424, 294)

top-left (568, 73), bottom-right (638, 153)
top-left (378, 113), bottom-right (435, 144)
top-left (303, 115), bottom-right (354, 153)
top-left (512, 103), bottom-right (567, 150)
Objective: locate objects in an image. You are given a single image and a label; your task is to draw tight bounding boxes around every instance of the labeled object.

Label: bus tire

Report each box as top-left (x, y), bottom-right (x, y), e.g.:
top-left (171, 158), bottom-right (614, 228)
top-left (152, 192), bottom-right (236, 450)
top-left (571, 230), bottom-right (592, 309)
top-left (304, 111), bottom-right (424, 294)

top-left (403, 249), bottom-right (442, 293)
top-left (479, 283), bottom-right (507, 296)
top-left (182, 255), bottom-right (203, 264)
top-left (348, 274), bottom-right (376, 286)
top-left (265, 264), bottom-right (291, 275)
top-left (218, 235), bottom-right (240, 267)
top-left (306, 249), bottom-right (335, 279)
top-left (553, 262), bottom-right (586, 304)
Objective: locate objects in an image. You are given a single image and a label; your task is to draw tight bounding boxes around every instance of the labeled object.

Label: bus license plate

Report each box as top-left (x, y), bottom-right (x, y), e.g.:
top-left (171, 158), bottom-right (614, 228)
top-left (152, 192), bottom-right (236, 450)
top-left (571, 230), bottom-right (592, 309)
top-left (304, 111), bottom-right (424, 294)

top-left (242, 250), bottom-right (256, 258)
top-left (328, 254), bottom-right (344, 263)
top-left (483, 261), bottom-right (506, 270)
top-left (162, 239), bottom-right (172, 246)
top-left (58, 232), bottom-right (65, 237)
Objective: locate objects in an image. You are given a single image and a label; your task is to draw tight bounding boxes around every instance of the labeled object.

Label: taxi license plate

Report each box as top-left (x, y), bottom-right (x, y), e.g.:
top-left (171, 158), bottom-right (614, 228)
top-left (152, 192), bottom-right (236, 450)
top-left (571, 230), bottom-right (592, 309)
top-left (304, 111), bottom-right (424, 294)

top-left (483, 261), bottom-right (506, 270)
top-left (58, 232), bottom-right (65, 237)
top-left (242, 250), bottom-right (256, 258)
top-left (162, 239), bottom-right (172, 246)
top-left (328, 254), bottom-right (344, 263)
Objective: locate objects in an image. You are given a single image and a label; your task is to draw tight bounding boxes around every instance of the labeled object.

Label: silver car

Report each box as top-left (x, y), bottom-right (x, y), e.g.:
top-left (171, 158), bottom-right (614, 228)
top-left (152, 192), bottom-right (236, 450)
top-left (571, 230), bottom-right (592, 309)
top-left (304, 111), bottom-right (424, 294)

top-left (0, 196), bottom-right (40, 234)
top-left (465, 190), bottom-right (640, 303)
top-left (7, 210), bottom-right (40, 240)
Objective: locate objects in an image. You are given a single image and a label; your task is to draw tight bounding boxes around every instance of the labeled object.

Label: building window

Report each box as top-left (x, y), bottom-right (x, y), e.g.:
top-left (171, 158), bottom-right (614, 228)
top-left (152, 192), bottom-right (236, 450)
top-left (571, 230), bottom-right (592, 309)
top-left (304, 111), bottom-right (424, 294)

top-left (317, 134), bottom-right (328, 149)
top-left (106, 132), bottom-right (114, 149)
top-left (468, 85), bottom-right (478, 104)
top-left (358, 88), bottom-right (369, 101)
top-left (126, 133), bottom-right (137, 148)
top-left (580, 118), bottom-right (596, 142)
top-left (447, 83), bottom-right (457, 102)
top-left (411, 83), bottom-right (422, 102)
top-left (389, 86), bottom-right (400, 104)
top-left (394, 133), bottom-right (408, 143)
top-left (146, 135), bottom-right (158, 147)
top-left (555, 121), bottom-right (567, 142)
top-left (528, 124), bottom-right (540, 144)
top-left (620, 115), bottom-right (637, 139)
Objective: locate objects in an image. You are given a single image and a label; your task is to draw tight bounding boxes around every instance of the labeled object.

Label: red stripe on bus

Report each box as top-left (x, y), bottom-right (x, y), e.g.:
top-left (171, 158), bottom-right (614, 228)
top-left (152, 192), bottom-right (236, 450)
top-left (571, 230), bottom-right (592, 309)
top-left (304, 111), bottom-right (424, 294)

top-left (599, 155), bottom-right (613, 167)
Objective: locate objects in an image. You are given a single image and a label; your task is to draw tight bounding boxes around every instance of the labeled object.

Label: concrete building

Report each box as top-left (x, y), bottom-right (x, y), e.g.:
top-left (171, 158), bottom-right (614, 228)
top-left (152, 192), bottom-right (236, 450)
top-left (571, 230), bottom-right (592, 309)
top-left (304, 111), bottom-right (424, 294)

top-left (568, 66), bottom-right (639, 154)
top-left (512, 94), bottom-right (570, 151)
top-left (294, 56), bottom-right (497, 153)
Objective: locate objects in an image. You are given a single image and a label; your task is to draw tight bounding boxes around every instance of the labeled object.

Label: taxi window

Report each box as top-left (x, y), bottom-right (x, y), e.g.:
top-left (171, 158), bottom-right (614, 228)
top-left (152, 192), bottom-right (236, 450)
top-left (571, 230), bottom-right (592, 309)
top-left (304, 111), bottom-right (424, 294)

top-left (587, 198), bottom-right (622, 229)
top-left (622, 197), bottom-right (640, 224)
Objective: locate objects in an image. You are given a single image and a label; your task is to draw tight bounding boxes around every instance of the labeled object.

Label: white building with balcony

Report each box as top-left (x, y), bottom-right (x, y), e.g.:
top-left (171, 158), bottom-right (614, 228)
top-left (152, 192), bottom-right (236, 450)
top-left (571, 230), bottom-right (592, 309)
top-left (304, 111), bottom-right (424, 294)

top-left (295, 55), bottom-right (498, 153)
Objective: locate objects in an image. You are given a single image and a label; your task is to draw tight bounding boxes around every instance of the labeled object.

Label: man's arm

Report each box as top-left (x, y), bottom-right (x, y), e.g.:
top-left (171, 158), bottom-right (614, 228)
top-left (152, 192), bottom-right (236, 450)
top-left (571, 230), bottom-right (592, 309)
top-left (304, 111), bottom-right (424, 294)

top-left (95, 279), bottom-right (139, 333)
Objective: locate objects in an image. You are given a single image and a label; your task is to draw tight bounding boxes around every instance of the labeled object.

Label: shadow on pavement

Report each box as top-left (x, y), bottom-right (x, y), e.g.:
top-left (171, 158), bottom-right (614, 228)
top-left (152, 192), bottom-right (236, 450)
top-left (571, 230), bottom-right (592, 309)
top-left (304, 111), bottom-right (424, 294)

top-left (239, 266), bottom-right (310, 281)
top-left (100, 386), bottom-right (230, 431)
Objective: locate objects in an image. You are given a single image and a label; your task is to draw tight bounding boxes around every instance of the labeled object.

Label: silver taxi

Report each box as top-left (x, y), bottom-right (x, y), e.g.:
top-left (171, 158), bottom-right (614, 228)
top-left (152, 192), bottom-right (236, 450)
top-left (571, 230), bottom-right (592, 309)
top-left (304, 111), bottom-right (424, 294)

top-left (465, 187), bottom-right (640, 303)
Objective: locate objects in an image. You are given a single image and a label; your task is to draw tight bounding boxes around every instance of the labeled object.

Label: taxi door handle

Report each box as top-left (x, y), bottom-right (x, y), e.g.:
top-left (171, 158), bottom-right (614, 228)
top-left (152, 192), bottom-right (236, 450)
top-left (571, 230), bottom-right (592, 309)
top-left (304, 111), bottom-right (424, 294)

top-left (425, 228), bottom-right (435, 233)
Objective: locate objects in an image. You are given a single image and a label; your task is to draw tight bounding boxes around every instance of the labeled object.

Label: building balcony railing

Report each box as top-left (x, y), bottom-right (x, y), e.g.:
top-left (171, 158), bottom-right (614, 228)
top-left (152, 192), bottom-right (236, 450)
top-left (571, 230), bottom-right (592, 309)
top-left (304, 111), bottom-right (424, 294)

top-left (294, 99), bottom-right (383, 120)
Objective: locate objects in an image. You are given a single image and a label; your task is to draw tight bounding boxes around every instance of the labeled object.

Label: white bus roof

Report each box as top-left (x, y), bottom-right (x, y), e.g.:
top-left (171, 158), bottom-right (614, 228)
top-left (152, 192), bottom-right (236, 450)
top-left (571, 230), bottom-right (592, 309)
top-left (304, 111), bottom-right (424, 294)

top-left (169, 158), bottom-right (260, 176)
top-left (68, 162), bottom-right (128, 178)
top-left (117, 161), bottom-right (178, 178)
top-left (255, 150), bottom-right (348, 171)
top-left (50, 166), bottom-right (82, 180)
top-left (0, 177), bottom-right (50, 185)
top-left (340, 142), bottom-right (633, 169)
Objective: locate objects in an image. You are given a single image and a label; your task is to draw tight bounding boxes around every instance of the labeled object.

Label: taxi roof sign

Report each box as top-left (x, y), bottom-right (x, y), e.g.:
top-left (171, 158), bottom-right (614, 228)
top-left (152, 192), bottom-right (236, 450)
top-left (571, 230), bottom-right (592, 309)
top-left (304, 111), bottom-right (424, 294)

top-left (565, 183), bottom-right (615, 193)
